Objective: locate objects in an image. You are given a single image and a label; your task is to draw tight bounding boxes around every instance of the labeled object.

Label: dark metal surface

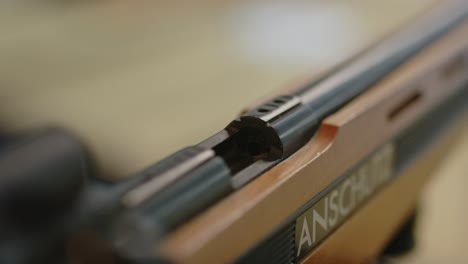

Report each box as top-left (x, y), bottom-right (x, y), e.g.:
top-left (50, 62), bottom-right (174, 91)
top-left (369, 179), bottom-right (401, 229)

top-left (106, 1), bottom-right (468, 260)
top-left (0, 128), bottom-right (91, 264)
top-left (232, 84), bottom-right (468, 264)
top-left (1, 2), bottom-right (467, 263)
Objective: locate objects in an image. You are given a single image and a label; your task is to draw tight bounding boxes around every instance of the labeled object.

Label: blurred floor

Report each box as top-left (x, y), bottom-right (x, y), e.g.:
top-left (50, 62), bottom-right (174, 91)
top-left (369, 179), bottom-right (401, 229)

top-left (0, 0), bottom-right (438, 178)
top-left (396, 123), bottom-right (468, 264)
top-left (0, 0), bottom-right (466, 263)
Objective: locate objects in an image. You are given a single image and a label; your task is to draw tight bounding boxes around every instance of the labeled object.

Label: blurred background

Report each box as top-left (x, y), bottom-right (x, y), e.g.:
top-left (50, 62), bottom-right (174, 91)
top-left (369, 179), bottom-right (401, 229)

top-left (0, 0), bottom-right (466, 263)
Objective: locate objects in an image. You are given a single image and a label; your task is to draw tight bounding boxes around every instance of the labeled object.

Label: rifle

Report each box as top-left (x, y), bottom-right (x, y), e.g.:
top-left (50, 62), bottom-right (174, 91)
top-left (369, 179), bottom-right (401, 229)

top-left (1, 0), bottom-right (467, 263)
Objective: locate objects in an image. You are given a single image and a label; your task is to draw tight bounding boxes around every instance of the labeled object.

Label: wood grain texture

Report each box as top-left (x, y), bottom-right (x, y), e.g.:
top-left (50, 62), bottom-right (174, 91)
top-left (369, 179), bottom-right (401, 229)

top-left (159, 20), bottom-right (468, 264)
top-left (300, 117), bottom-right (468, 264)
top-left (1, 1), bottom-right (467, 263)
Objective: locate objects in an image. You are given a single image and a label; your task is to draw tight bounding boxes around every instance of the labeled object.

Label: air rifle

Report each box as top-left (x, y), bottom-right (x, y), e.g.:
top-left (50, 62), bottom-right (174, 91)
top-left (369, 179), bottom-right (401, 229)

top-left (1, 0), bottom-right (468, 263)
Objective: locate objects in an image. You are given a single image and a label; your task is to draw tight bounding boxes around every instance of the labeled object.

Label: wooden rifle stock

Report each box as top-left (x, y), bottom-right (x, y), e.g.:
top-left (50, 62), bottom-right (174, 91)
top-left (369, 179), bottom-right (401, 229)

top-left (158, 11), bottom-right (468, 264)
top-left (2, 1), bottom-right (468, 264)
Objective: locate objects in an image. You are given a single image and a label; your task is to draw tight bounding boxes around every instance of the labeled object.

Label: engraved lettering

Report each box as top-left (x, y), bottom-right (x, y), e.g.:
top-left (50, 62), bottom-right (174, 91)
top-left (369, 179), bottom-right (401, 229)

top-left (295, 144), bottom-right (395, 259)
top-left (297, 217), bottom-right (312, 257)
top-left (328, 190), bottom-right (339, 227)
